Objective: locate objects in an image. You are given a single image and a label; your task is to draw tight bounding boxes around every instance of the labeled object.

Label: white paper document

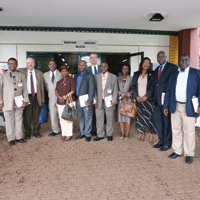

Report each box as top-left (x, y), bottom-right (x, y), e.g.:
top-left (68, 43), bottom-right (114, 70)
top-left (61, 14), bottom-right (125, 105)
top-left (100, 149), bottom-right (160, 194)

top-left (79, 94), bottom-right (89, 107)
top-left (14, 95), bottom-right (24, 108)
top-left (161, 93), bottom-right (165, 105)
top-left (192, 97), bottom-right (199, 113)
top-left (105, 95), bottom-right (112, 108)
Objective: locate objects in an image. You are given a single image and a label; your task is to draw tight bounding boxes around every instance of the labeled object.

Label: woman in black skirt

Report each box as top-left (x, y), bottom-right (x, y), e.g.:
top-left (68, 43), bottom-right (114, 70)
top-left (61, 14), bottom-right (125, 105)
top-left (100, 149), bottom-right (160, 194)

top-left (131, 57), bottom-right (157, 144)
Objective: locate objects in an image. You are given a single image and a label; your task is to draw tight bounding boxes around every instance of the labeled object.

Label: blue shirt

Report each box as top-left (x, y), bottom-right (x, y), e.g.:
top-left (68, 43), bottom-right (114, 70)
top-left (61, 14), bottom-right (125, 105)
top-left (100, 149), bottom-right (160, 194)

top-left (159, 61), bottom-right (167, 71)
top-left (76, 70), bottom-right (86, 96)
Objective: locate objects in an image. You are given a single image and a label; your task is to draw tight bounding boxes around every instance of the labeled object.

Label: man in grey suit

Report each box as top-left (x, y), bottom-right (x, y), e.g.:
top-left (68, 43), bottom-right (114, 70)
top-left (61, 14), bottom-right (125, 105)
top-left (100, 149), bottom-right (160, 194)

top-left (43, 60), bottom-right (62, 137)
top-left (86, 53), bottom-right (101, 136)
top-left (75, 60), bottom-right (96, 142)
top-left (0, 58), bottom-right (29, 145)
top-left (94, 62), bottom-right (118, 142)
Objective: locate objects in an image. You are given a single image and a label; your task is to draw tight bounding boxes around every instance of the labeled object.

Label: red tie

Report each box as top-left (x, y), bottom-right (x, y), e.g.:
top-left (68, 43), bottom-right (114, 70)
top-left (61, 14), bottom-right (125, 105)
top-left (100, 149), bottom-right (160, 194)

top-left (158, 66), bottom-right (162, 80)
top-left (30, 72), bottom-right (35, 97)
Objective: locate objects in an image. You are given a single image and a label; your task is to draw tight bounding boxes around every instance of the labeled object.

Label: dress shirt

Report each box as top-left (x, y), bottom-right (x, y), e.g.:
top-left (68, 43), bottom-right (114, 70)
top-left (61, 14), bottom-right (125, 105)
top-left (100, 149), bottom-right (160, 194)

top-left (176, 66), bottom-right (190, 103)
top-left (91, 65), bottom-right (98, 75)
top-left (138, 74), bottom-right (147, 98)
top-left (102, 72), bottom-right (108, 99)
top-left (76, 70), bottom-right (86, 96)
top-left (27, 69), bottom-right (37, 94)
top-left (159, 61), bottom-right (167, 72)
top-left (56, 76), bottom-right (76, 105)
top-left (50, 70), bottom-right (56, 80)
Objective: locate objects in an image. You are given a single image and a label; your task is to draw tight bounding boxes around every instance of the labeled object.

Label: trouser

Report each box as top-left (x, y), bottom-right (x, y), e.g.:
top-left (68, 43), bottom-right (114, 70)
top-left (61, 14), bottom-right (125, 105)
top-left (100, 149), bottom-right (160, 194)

top-left (96, 100), bottom-right (115, 137)
top-left (4, 107), bottom-right (23, 142)
top-left (76, 100), bottom-right (93, 137)
top-left (154, 103), bottom-right (172, 147)
top-left (23, 94), bottom-right (40, 134)
top-left (57, 104), bottom-right (74, 137)
top-left (49, 103), bottom-right (60, 134)
top-left (91, 104), bottom-right (97, 132)
top-left (171, 103), bottom-right (196, 157)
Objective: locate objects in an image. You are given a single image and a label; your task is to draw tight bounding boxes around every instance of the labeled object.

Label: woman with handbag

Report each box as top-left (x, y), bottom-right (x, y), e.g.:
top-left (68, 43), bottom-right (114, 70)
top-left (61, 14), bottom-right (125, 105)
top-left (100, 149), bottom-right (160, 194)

top-left (131, 57), bottom-right (156, 144)
top-left (118, 64), bottom-right (132, 140)
top-left (55, 65), bottom-right (76, 142)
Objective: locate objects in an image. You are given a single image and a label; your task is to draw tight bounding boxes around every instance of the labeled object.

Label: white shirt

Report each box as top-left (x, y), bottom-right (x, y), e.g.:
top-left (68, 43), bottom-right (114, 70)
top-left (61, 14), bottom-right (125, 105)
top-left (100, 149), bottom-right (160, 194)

top-left (27, 69), bottom-right (37, 94)
top-left (50, 70), bottom-right (56, 80)
top-left (176, 66), bottom-right (190, 103)
top-left (91, 65), bottom-right (98, 75)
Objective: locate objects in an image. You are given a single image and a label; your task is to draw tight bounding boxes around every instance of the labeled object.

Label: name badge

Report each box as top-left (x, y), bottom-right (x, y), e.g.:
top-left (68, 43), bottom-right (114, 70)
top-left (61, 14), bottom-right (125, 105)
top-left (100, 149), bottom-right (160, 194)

top-left (18, 80), bottom-right (23, 87)
top-left (107, 89), bottom-right (112, 93)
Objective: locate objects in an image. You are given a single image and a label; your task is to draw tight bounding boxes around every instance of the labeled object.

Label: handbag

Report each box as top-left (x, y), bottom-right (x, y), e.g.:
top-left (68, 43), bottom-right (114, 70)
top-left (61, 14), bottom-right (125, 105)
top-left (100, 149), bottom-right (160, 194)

top-left (61, 95), bottom-right (77, 121)
top-left (119, 96), bottom-right (137, 118)
top-left (39, 102), bottom-right (49, 124)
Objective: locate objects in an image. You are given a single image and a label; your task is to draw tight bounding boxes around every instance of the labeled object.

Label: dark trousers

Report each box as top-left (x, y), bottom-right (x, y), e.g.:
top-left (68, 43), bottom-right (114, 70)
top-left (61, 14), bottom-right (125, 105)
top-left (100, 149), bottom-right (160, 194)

top-left (91, 104), bottom-right (97, 133)
top-left (23, 94), bottom-right (40, 134)
top-left (154, 103), bottom-right (172, 147)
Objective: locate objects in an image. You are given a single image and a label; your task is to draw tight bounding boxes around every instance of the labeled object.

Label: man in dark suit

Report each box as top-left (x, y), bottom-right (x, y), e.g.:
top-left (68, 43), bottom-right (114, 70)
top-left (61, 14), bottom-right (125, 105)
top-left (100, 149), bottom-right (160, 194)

top-left (164, 54), bottom-right (200, 164)
top-left (19, 58), bottom-right (45, 139)
top-left (86, 53), bottom-right (101, 136)
top-left (153, 51), bottom-right (178, 151)
top-left (75, 60), bottom-right (95, 142)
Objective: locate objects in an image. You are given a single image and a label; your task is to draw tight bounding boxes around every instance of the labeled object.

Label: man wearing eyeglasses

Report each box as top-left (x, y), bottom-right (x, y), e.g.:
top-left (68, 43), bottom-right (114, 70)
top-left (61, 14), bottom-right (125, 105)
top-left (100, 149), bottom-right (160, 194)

top-left (19, 57), bottom-right (45, 140)
top-left (43, 60), bottom-right (62, 137)
top-left (164, 54), bottom-right (200, 164)
top-left (87, 53), bottom-right (101, 136)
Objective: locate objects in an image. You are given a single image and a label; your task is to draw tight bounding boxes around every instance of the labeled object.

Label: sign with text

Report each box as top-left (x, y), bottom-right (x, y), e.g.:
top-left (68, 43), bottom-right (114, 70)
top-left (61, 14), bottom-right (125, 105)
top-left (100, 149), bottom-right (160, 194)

top-left (62, 40), bottom-right (98, 50)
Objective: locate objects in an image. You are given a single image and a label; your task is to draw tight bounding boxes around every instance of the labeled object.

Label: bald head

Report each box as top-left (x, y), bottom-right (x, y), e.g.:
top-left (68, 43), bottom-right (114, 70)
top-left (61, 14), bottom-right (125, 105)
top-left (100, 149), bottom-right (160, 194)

top-left (26, 58), bottom-right (35, 71)
top-left (157, 51), bottom-right (167, 65)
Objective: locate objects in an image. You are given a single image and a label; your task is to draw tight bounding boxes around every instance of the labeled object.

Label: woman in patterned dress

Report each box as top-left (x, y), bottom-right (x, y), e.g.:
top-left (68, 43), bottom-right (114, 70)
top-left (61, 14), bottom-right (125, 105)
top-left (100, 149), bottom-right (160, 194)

top-left (131, 57), bottom-right (157, 144)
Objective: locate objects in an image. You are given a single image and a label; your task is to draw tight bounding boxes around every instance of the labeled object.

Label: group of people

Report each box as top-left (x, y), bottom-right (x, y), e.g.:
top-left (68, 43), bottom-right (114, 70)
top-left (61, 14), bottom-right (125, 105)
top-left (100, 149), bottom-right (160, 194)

top-left (0, 51), bottom-right (200, 164)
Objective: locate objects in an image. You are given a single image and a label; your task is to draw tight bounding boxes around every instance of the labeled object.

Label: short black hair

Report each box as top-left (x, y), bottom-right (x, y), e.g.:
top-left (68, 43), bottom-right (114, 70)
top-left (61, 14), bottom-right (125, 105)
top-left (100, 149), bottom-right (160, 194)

top-left (59, 64), bottom-right (69, 72)
top-left (121, 63), bottom-right (131, 75)
top-left (179, 54), bottom-right (190, 59)
top-left (8, 57), bottom-right (18, 65)
top-left (138, 57), bottom-right (152, 74)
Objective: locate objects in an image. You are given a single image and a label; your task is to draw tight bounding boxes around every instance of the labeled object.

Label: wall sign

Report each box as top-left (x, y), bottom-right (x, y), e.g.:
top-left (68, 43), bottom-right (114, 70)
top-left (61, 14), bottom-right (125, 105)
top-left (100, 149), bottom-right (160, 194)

top-left (62, 40), bottom-right (98, 50)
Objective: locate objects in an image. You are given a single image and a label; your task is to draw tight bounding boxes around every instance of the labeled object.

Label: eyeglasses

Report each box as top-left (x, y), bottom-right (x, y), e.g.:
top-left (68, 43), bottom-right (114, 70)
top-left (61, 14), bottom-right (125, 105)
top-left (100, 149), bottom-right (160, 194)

top-left (180, 58), bottom-right (189, 62)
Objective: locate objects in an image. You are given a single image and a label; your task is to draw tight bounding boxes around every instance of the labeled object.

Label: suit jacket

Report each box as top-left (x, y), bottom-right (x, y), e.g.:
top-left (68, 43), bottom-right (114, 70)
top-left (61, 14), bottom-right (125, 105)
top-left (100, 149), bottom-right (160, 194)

top-left (87, 65), bottom-right (101, 75)
top-left (18, 68), bottom-right (45, 106)
top-left (118, 75), bottom-right (132, 100)
top-left (131, 70), bottom-right (154, 101)
top-left (153, 62), bottom-right (178, 106)
top-left (0, 70), bottom-right (29, 111)
top-left (74, 71), bottom-right (95, 105)
top-left (164, 67), bottom-right (200, 117)
top-left (43, 69), bottom-right (62, 106)
top-left (95, 72), bottom-right (118, 109)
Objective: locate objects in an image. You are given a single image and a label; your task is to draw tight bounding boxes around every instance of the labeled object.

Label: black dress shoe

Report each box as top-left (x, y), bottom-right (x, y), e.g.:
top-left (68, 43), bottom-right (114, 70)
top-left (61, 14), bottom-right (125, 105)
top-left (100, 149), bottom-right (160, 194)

top-left (168, 152), bottom-right (181, 159)
top-left (9, 140), bottom-right (15, 146)
top-left (91, 131), bottom-right (97, 136)
top-left (16, 139), bottom-right (26, 143)
top-left (153, 142), bottom-right (164, 148)
top-left (159, 145), bottom-right (171, 151)
top-left (34, 132), bottom-right (41, 138)
top-left (25, 134), bottom-right (30, 140)
top-left (93, 137), bottom-right (104, 142)
top-left (86, 137), bottom-right (91, 142)
top-left (108, 136), bottom-right (113, 141)
top-left (48, 132), bottom-right (60, 137)
top-left (186, 156), bottom-right (193, 164)
top-left (75, 135), bottom-right (85, 140)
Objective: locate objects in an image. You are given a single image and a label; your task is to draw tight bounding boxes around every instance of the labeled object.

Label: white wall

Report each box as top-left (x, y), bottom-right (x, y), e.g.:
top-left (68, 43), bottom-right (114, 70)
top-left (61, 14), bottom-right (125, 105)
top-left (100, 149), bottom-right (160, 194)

top-left (0, 31), bottom-right (170, 75)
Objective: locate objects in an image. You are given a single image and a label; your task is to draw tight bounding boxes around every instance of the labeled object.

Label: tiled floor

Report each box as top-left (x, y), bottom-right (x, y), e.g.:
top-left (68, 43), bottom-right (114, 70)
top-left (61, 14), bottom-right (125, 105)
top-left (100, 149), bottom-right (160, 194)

top-left (0, 119), bottom-right (200, 200)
